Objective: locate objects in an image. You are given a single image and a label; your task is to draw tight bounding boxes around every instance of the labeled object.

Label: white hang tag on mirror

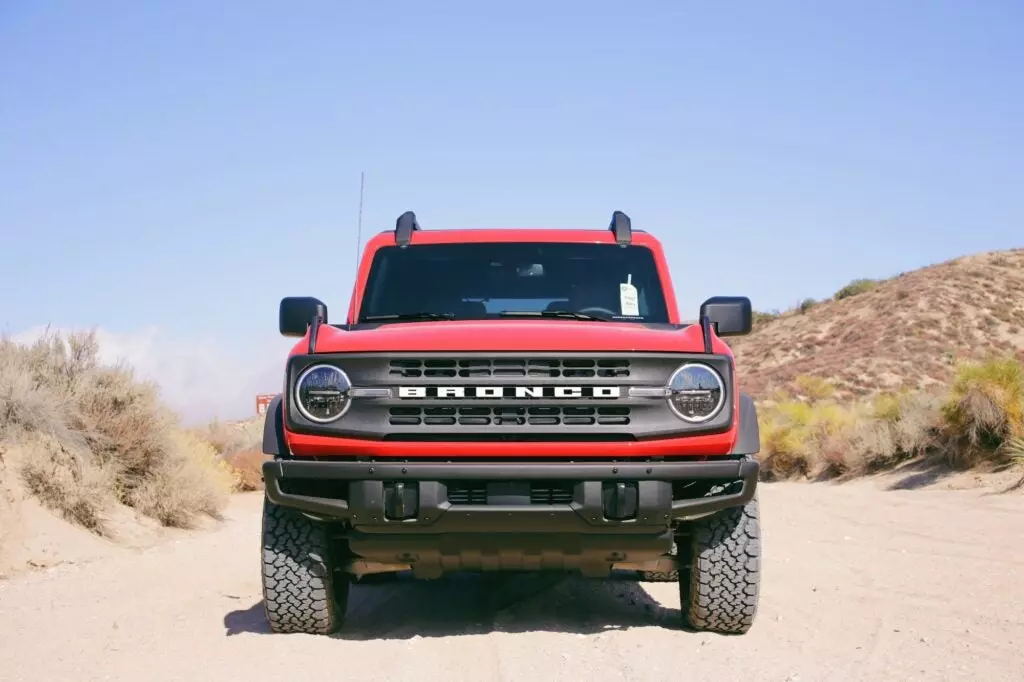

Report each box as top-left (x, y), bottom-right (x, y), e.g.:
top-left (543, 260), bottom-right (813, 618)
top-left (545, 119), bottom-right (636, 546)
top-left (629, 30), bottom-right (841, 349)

top-left (620, 274), bottom-right (640, 316)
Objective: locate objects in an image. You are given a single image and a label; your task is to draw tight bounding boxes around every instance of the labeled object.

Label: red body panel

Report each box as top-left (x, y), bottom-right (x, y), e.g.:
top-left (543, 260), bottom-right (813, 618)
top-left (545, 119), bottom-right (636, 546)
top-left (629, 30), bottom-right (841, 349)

top-left (285, 432), bottom-right (735, 458)
top-left (283, 228), bottom-right (741, 459)
top-left (304, 319), bottom-right (733, 354)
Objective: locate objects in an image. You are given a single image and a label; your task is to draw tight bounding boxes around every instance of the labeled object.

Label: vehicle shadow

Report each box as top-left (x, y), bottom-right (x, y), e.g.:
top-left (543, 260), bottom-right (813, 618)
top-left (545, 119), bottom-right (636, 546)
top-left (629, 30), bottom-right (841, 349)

top-left (882, 459), bottom-right (954, 490)
top-left (224, 571), bottom-right (684, 639)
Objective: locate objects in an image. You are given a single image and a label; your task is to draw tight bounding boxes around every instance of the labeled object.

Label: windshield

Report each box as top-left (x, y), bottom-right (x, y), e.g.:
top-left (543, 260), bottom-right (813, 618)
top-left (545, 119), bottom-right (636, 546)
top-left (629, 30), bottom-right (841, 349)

top-left (357, 242), bottom-right (671, 324)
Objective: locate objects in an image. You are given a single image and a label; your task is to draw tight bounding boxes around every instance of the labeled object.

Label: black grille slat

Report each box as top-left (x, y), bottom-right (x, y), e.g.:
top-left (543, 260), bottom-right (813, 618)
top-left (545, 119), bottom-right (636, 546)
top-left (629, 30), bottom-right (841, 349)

top-left (389, 357), bottom-right (631, 379)
top-left (493, 417), bottom-right (527, 426)
top-left (530, 483), bottom-right (574, 505)
top-left (388, 405), bottom-right (631, 427)
top-left (424, 417), bottom-right (457, 426)
top-left (444, 482), bottom-right (574, 505)
top-left (446, 483), bottom-right (487, 505)
top-left (388, 417), bottom-right (422, 425)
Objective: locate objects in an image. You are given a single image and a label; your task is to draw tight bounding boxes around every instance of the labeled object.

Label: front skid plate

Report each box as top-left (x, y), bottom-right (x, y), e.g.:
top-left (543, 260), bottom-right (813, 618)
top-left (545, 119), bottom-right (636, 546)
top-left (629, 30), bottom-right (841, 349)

top-left (345, 530), bottom-right (676, 579)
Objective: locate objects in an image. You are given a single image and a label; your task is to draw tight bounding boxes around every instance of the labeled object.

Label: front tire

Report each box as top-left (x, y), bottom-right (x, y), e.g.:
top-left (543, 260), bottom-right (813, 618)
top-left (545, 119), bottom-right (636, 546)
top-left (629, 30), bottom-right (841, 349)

top-left (261, 497), bottom-right (349, 635)
top-left (678, 494), bottom-right (761, 635)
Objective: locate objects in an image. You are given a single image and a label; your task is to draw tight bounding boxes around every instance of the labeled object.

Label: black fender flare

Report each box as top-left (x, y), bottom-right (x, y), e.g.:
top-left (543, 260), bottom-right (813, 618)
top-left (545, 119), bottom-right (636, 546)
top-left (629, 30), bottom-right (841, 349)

top-left (729, 392), bottom-right (761, 455)
top-left (262, 394), bottom-right (288, 457)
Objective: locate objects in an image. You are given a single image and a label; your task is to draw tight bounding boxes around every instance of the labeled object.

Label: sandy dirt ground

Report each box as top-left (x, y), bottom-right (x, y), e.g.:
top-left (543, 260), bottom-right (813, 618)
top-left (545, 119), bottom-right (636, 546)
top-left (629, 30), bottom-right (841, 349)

top-left (1, 476), bottom-right (1022, 682)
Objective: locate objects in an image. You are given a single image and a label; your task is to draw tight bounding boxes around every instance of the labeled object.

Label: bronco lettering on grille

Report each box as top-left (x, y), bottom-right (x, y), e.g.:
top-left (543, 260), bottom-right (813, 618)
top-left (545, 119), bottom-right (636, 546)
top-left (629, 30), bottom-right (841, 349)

top-left (397, 386), bottom-right (621, 399)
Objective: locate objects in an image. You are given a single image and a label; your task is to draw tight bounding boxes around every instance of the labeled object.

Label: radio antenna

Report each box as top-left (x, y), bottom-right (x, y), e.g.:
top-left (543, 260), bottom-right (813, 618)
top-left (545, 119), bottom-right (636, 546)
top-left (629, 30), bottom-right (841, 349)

top-left (354, 171), bottom-right (365, 271)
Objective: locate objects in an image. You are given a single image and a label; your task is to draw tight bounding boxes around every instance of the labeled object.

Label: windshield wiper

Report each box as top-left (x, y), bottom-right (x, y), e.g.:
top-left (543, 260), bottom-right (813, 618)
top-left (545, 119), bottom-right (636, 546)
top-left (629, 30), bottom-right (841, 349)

top-left (361, 312), bottom-right (456, 322)
top-left (499, 310), bottom-right (610, 321)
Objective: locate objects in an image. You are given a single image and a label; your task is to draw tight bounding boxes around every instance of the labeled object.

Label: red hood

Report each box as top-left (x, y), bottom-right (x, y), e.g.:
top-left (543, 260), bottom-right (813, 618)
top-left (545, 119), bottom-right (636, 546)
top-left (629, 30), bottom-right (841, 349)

top-left (296, 319), bottom-right (734, 355)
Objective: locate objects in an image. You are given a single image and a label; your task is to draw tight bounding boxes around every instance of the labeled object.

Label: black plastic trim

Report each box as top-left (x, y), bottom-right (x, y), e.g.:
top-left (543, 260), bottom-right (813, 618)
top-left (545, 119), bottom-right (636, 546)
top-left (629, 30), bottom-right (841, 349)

top-left (395, 211), bottom-right (420, 247)
top-left (308, 314), bottom-right (322, 354)
top-left (609, 210), bottom-right (632, 245)
top-left (262, 394), bottom-right (287, 456)
top-left (729, 392), bottom-right (760, 455)
top-left (262, 457), bottom-right (759, 531)
top-left (700, 315), bottom-right (713, 353)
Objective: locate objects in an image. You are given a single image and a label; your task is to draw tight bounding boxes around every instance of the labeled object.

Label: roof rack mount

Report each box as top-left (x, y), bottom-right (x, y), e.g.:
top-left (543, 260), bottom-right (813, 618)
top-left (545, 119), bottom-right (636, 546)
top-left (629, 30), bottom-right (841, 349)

top-left (395, 211), bottom-right (420, 247)
top-left (609, 210), bottom-right (632, 246)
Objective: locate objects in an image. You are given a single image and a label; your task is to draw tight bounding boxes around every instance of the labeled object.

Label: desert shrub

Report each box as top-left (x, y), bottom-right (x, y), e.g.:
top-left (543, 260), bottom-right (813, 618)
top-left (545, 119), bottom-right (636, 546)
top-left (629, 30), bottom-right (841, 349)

top-left (798, 298), bottom-right (817, 314)
top-left (224, 449), bottom-right (267, 491)
top-left (15, 435), bottom-right (115, 530)
top-left (939, 356), bottom-right (1024, 467)
top-left (128, 429), bottom-right (235, 527)
top-left (1005, 436), bottom-right (1024, 465)
top-left (195, 417), bottom-right (262, 456)
top-left (757, 389), bottom-right (944, 481)
top-left (889, 392), bottom-right (943, 456)
top-left (753, 310), bottom-right (781, 327)
top-left (794, 375), bottom-right (836, 403)
top-left (194, 417), bottom-right (264, 491)
top-left (834, 278), bottom-right (879, 300)
top-left (758, 400), bottom-right (854, 479)
top-left (0, 331), bottom-right (233, 533)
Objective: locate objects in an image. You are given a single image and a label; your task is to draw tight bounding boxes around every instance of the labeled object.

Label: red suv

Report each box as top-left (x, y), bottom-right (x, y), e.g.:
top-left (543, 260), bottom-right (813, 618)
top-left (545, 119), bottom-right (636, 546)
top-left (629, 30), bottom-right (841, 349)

top-left (261, 211), bottom-right (761, 635)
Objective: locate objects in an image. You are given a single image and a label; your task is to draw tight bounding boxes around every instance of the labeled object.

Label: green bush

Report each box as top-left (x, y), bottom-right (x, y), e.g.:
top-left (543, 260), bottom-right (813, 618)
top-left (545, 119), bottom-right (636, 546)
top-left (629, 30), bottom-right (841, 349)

top-left (752, 310), bottom-right (781, 327)
top-left (939, 356), bottom-right (1024, 467)
top-left (834, 278), bottom-right (879, 300)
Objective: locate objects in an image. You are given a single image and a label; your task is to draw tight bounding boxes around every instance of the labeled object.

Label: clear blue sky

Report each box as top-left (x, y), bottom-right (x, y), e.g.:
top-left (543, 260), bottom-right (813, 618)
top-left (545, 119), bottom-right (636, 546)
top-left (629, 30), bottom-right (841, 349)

top-left (2, 1), bottom-right (1022, 419)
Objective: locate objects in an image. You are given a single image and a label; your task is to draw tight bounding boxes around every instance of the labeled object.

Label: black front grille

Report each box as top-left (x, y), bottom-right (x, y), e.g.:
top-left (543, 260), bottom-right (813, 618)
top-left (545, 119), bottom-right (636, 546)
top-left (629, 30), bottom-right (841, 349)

top-left (444, 482), bottom-right (575, 505)
top-left (389, 405), bottom-right (631, 427)
top-left (389, 357), bottom-right (630, 379)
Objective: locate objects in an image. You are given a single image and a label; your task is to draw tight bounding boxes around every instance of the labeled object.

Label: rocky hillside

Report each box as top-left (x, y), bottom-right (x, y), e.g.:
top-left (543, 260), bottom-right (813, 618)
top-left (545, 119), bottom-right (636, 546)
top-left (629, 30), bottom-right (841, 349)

top-left (730, 248), bottom-right (1024, 401)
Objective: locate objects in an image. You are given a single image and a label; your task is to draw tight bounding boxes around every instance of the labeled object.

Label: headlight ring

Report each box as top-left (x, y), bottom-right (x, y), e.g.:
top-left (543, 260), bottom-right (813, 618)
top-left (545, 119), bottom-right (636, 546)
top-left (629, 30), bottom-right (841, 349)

top-left (667, 363), bottom-right (726, 423)
top-left (294, 364), bottom-right (352, 423)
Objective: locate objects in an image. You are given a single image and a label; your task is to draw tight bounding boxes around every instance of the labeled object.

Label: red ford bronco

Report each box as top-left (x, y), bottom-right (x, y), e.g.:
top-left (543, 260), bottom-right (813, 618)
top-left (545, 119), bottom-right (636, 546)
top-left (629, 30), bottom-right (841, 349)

top-left (261, 211), bottom-right (761, 635)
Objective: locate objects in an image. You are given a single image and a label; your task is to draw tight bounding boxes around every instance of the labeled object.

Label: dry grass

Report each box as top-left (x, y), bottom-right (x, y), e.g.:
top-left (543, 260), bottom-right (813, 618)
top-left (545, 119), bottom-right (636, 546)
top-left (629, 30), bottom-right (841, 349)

top-left (224, 449), bottom-right (267, 491)
top-left (756, 358), bottom-right (1023, 481)
top-left (0, 331), bottom-right (234, 536)
top-left (192, 417), bottom-right (265, 491)
top-left (939, 356), bottom-right (1023, 467)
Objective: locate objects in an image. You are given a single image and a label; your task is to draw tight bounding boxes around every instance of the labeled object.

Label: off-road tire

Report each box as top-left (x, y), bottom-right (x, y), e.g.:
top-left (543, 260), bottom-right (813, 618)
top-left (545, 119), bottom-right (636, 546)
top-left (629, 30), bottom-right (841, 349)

top-left (261, 497), bottom-right (349, 635)
top-left (678, 494), bottom-right (761, 635)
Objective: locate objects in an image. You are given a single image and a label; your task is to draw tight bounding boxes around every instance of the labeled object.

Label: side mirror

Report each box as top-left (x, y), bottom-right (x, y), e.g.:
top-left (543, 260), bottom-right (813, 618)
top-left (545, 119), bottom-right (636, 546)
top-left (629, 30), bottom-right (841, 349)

top-left (699, 296), bottom-right (752, 336)
top-left (279, 296), bottom-right (328, 337)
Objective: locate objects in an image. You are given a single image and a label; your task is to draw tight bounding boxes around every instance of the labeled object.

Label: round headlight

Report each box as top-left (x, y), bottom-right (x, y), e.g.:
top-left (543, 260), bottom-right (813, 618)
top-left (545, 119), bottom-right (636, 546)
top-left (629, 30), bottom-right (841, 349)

top-left (295, 364), bottom-right (352, 423)
top-left (667, 363), bottom-right (725, 423)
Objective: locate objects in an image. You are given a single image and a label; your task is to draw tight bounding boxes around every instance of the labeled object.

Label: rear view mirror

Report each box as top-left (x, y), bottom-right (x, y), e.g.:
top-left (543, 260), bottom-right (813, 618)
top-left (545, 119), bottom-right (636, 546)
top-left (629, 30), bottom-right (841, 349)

top-left (699, 296), bottom-right (752, 336)
top-left (280, 296), bottom-right (328, 337)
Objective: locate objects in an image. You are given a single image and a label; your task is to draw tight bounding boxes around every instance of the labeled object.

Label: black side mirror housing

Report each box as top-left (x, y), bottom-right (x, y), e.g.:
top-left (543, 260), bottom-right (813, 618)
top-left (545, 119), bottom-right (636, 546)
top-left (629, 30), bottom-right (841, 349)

top-left (699, 296), bottom-right (752, 336)
top-left (280, 296), bottom-right (328, 337)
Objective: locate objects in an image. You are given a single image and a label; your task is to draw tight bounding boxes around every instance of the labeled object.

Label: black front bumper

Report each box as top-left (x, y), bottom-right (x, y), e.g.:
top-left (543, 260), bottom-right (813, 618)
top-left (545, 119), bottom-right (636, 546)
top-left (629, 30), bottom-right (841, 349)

top-left (262, 457), bottom-right (758, 534)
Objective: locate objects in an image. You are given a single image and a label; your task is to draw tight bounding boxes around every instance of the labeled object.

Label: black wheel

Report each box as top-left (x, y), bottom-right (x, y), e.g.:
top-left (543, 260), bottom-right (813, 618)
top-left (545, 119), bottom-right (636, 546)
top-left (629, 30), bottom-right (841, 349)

top-left (678, 493), bottom-right (761, 635)
top-left (261, 497), bottom-right (349, 635)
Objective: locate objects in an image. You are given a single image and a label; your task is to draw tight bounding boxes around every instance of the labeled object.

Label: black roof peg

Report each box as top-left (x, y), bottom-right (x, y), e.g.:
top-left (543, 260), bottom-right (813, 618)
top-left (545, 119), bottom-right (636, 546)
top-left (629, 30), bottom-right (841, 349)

top-left (395, 211), bottom-right (421, 247)
top-left (609, 210), bottom-right (632, 246)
